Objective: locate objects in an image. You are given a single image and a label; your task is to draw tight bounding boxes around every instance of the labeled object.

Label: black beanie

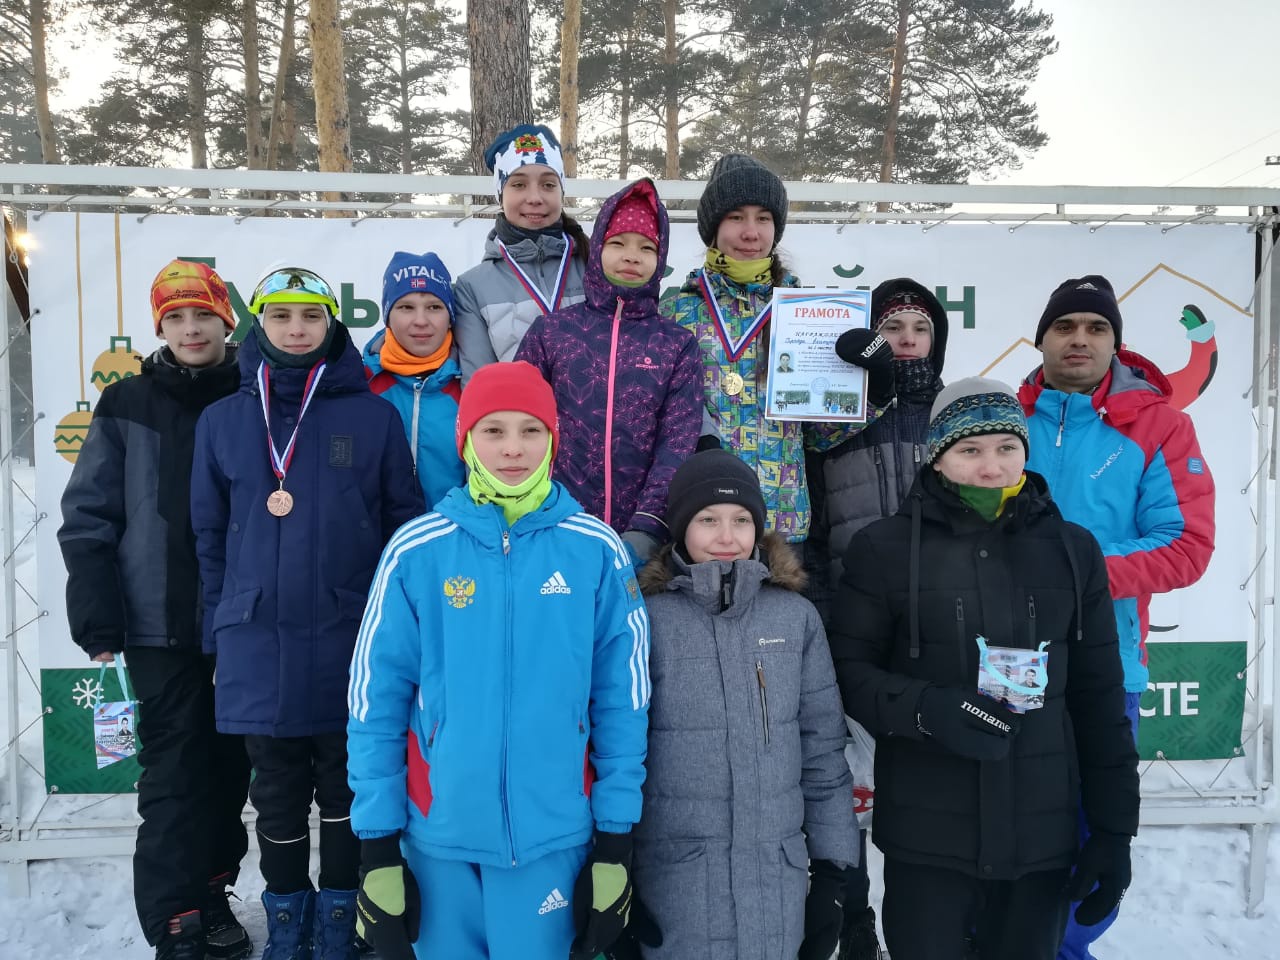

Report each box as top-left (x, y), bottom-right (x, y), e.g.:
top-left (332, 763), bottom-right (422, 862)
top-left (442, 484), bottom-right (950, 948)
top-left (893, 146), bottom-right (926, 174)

top-left (696, 154), bottom-right (788, 248)
top-left (1035, 275), bottom-right (1123, 349)
top-left (665, 450), bottom-right (767, 546)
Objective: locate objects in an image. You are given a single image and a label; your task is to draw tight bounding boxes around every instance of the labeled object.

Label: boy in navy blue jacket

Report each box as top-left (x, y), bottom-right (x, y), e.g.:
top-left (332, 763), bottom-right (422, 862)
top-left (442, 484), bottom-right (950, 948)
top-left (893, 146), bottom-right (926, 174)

top-left (191, 266), bottom-right (423, 960)
top-left (346, 361), bottom-right (650, 960)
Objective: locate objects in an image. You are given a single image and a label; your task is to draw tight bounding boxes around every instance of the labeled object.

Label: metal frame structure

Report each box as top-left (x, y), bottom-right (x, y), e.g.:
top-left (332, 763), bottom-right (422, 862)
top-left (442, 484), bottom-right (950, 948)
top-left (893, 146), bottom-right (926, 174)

top-left (1, 165), bottom-right (1278, 912)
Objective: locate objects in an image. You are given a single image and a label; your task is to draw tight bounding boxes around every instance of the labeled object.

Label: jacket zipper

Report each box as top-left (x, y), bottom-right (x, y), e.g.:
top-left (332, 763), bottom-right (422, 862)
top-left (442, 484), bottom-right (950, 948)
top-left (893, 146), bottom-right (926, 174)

top-left (1027, 594), bottom-right (1037, 648)
top-left (602, 298), bottom-right (624, 527)
top-left (409, 379), bottom-right (424, 472)
top-left (427, 719), bottom-right (439, 748)
top-left (755, 660), bottom-right (770, 745)
top-left (873, 446), bottom-right (889, 518)
top-left (1055, 402), bottom-right (1067, 448)
top-left (500, 525), bottom-right (516, 865)
top-left (955, 598), bottom-right (966, 649)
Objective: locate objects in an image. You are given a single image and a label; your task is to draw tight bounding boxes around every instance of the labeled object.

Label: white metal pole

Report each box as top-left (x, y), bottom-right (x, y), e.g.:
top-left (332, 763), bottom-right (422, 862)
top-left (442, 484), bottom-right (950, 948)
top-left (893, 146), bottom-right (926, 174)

top-left (1, 218), bottom-right (23, 889)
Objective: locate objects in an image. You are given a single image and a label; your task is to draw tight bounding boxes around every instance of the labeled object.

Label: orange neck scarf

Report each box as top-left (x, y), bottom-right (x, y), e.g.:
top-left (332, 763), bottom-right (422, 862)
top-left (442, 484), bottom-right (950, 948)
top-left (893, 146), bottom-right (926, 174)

top-left (379, 328), bottom-right (453, 376)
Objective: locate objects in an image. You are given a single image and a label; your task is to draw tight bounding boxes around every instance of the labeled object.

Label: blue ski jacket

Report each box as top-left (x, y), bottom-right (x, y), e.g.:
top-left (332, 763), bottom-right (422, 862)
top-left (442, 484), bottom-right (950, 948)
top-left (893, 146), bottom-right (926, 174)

top-left (363, 331), bottom-right (464, 508)
top-left (347, 482), bottom-right (651, 867)
top-left (1020, 351), bottom-right (1215, 693)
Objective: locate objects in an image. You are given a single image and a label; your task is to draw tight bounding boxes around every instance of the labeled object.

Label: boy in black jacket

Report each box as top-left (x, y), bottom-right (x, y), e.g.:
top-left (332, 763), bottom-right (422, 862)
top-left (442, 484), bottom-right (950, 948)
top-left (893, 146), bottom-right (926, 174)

top-left (58, 260), bottom-right (252, 960)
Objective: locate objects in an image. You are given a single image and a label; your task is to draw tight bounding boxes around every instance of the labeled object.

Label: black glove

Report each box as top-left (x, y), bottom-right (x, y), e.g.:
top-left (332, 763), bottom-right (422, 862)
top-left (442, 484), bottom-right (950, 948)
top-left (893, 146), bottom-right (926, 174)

top-left (835, 328), bottom-right (895, 408)
top-left (695, 433), bottom-right (722, 452)
top-left (915, 687), bottom-right (1020, 761)
top-left (1065, 831), bottom-right (1132, 926)
top-left (570, 830), bottom-right (634, 960)
top-left (602, 896), bottom-right (663, 960)
top-left (355, 835), bottom-right (420, 960)
top-left (797, 859), bottom-right (847, 960)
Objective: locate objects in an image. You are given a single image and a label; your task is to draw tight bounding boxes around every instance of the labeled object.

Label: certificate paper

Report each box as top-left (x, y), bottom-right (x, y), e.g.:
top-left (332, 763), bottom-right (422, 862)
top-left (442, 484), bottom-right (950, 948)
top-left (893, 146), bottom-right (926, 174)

top-left (764, 289), bottom-right (871, 422)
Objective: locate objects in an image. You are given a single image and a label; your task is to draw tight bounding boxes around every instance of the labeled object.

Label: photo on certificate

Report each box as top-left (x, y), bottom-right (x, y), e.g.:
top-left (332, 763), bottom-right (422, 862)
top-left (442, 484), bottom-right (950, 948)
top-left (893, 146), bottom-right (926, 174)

top-left (764, 289), bottom-right (872, 422)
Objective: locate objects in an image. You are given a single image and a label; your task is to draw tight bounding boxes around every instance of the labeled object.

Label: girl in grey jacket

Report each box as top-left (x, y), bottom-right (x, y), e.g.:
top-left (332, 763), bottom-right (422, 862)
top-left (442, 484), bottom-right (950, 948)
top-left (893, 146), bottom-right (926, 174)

top-left (634, 450), bottom-right (859, 960)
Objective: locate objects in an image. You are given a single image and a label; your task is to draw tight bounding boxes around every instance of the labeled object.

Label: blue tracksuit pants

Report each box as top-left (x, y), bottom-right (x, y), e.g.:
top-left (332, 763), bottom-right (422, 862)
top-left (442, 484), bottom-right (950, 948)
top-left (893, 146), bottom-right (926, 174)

top-left (403, 839), bottom-right (590, 960)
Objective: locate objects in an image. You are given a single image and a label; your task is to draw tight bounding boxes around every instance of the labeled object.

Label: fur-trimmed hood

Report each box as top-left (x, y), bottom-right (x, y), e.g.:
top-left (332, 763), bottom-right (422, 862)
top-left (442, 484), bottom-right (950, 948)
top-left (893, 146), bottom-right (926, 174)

top-left (639, 530), bottom-right (806, 597)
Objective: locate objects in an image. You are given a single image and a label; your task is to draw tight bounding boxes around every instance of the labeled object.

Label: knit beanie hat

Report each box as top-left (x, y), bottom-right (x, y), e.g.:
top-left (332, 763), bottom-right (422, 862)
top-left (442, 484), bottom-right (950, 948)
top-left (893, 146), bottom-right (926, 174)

top-left (484, 124), bottom-right (566, 201)
top-left (603, 180), bottom-right (660, 244)
top-left (665, 449), bottom-right (767, 547)
top-left (696, 154), bottom-right (788, 248)
top-left (150, 259), bottom-right (235, 334)
top-left (381, 251), bottom-right (454, 323)
top-left (926, 377), bottom-right (1029, 464)
top-left (877, 292), bottom-right (933, 330)
top-left (1035, 275), bottom-right (1123, 349)
top-left (455, 361), bottom-right (560, 458)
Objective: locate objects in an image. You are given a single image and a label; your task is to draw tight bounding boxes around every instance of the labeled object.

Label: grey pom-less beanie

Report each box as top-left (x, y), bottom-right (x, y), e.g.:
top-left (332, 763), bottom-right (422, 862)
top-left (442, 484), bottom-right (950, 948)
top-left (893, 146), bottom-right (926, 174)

top-left (696, 154), bottom-right (788, 248)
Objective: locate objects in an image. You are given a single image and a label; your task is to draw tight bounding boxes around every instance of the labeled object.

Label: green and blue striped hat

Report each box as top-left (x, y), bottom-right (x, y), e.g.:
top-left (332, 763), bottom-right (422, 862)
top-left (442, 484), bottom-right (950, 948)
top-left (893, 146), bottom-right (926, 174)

top-left (926, 377), bottom-right (1029, 464)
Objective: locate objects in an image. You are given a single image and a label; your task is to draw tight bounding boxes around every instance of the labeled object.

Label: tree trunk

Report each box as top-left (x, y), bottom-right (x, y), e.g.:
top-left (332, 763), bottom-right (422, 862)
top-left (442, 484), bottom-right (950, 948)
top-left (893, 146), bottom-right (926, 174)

top-left (878, 0), bottom-right (910, 211)
top-left (793, 34), bottom-right (822, 179)
top-left (266, 0), bottom-right (297, 171)
top-left (467, 0), bottom-right (533, 175)
top-left (559, 0), bottom-right (581, 178)
top-left (662, 0), bottom-right (678, 179)
top-left (309, 0), bottom-right (354, 216)
top-left (28, 0), bottom-right (61, 163)
top-left (243, 0), bottom-right (266, 172)
top-left (398, 0), bottom-right (413, 176)
top-left (186, 15), bottom-right (209, 170)
top-left (617, 23), bottom-right (632, 180)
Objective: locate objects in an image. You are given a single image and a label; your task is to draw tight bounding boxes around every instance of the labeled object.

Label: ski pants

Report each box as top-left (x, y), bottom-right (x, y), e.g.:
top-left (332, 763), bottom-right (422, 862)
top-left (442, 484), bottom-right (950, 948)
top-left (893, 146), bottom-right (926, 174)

top-left (129, 646), bottom-right (251, 945)
top-left (882, 857), bottom-right (1071, 960)
top-left (243, 732), bottom-right (360, 893)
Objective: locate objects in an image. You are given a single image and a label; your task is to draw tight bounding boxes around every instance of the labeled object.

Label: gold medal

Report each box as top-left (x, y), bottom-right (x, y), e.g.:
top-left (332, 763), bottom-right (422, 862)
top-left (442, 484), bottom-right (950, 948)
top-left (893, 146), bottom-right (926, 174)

top-left (721, 371), bottom-right (745, 396)
top-left (266, 489), bottom-right (294, 517)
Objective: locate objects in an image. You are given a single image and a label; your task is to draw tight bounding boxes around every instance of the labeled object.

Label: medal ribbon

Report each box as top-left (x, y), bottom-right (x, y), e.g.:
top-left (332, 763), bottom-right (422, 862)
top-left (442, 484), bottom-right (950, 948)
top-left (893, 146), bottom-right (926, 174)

top-left (698, 269), bottom-right (772, 362)
top-left (497, 234), bottom-right (573, 316)
top-left (257, 361), bottom-right (327, 484)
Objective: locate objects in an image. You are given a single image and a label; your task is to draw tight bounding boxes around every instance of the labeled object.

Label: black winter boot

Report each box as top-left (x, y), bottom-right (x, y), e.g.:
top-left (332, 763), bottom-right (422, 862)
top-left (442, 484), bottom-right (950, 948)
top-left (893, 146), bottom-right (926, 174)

top-left (838, 906), bottom-right (884, 960)
top-left (205, 874), bottom-right (253, 960)
top-left (157, 911), bottom-right (206, 960)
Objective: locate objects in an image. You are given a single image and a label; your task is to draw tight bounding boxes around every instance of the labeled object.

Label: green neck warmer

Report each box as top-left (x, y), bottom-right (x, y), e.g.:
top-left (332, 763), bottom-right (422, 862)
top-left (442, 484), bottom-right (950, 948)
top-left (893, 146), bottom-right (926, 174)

top-left (464, 435), bottom-right (553, 526)
top-left (941, 473), bottom-right (1027, 522)
top-left (605, 272), bottom-right (648, 288)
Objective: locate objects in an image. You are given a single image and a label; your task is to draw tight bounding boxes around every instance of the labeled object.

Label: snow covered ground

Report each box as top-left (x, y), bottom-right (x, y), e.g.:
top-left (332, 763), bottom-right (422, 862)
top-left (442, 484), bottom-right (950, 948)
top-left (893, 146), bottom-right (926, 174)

top-left (0, 819), bottom-right (1277, 958)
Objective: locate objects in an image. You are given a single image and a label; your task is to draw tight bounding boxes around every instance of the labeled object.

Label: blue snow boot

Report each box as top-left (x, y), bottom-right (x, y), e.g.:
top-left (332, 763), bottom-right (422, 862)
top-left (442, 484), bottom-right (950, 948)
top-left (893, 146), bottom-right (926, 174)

top-left (260, 889), bottom-right (314, 960)
top-left (311, 889), bottom-right (359, 960)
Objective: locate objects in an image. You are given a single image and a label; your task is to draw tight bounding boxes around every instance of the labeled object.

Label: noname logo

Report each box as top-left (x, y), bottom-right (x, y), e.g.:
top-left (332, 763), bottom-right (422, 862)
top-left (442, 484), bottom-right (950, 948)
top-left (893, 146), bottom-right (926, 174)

top-left (443, 575), bottom-right (476, 609)
top-left (1090, 445), bottom-right (1124, 480)
top-left (960, 699), bottom-right (1012, 734)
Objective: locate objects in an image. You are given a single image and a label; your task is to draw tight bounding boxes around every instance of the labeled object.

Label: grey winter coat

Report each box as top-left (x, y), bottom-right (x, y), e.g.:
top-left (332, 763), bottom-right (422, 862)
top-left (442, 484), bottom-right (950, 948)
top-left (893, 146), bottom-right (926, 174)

top-left (635, 533), bottom-right (857, 960)
top-left (452, 230), bottom-right (587, 383)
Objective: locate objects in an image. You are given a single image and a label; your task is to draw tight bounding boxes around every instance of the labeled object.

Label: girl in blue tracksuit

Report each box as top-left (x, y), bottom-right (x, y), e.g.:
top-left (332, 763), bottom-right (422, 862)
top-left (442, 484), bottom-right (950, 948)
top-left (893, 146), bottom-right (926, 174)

top-left (363, 251), bottom-right (464, 507)
top-left (347, 361), bottom-right (650, 960)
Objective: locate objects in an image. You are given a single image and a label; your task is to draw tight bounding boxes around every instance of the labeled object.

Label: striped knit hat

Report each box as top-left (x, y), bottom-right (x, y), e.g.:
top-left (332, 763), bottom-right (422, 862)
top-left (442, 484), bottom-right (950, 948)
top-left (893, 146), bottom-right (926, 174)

top-left (926, 377), bottom-right (1029, 464)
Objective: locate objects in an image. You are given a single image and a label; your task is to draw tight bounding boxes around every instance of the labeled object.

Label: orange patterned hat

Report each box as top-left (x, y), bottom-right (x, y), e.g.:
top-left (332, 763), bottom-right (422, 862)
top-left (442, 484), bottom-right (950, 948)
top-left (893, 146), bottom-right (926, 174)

top-left (150, 259), bottom-right (236, 334)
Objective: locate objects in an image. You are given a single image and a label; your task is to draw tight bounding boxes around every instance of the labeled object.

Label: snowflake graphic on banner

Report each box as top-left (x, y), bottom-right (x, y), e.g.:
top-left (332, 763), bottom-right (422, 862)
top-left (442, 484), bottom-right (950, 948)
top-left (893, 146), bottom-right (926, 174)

top-left (72, 677), bottom-right (103, 709)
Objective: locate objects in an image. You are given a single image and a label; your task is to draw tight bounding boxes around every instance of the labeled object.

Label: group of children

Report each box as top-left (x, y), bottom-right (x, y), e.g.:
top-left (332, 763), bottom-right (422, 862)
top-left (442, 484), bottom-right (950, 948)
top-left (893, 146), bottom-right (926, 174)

top-left (58, 123), bottom-right (1138, 960)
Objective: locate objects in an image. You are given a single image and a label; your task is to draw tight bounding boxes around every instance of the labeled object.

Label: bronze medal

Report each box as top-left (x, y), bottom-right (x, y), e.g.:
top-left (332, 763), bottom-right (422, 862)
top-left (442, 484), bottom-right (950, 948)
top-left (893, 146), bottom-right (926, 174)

top-left (721, 371), bottom-right (745, 396)
top-left (266, 489), bottom-right (294, 517)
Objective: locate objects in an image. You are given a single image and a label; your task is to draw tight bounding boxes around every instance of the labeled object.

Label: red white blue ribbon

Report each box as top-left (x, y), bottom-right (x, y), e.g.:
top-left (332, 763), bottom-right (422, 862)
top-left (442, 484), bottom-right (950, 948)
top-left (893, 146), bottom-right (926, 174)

top-left (698, 268), bottom-right (772, 362)
top-left (257, 361), bottom-right (326, 483)
top-left (497, 235), bottom-right (573, 316)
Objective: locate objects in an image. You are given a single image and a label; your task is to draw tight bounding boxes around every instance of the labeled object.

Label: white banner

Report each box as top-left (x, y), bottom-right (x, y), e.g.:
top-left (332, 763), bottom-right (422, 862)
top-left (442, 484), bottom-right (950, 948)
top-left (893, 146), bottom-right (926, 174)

top-left (29, 212), bottom-right (1257, 669)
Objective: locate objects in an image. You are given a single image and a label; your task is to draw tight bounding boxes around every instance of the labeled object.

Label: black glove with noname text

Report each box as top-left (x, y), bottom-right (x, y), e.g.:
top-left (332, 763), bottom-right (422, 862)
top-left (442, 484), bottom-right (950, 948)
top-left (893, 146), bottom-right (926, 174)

top-left (1065, 830), bottom-right (1132, 926)
top-left (835, 329), bottom-right (896, 408)
top-left (915, 686), bottom-right (1021, 761)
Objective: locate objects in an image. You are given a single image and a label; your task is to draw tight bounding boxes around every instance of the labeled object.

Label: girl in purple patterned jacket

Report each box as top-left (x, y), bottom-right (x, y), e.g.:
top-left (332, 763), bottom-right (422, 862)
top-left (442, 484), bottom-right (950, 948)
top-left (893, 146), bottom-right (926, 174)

top-left (516, 178), bottom-right (703, 564)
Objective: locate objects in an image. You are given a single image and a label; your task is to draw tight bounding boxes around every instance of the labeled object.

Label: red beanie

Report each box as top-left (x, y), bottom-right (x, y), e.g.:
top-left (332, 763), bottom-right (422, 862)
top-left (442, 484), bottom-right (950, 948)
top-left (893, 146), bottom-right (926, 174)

top-left (455, 361), bottom-right (560, 458)
top-left (603, 180), bottom-right (659, 244)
